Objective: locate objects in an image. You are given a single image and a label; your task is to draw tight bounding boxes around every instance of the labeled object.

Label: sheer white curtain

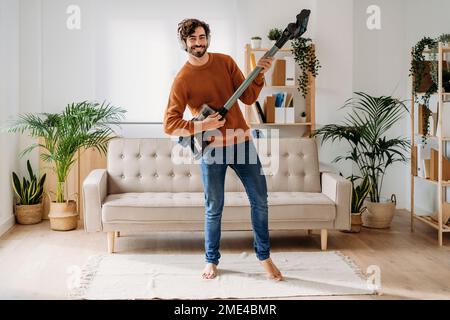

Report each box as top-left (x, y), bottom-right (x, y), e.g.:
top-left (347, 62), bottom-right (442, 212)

top-left (94, 2), bottom-right (237, 123)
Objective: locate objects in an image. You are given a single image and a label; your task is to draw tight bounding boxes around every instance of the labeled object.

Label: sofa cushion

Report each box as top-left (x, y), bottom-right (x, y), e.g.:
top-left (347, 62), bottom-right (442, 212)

top-left (102, 192), bottom-right (336, 223)
top-left (106, 138), bottom-right (321, 194)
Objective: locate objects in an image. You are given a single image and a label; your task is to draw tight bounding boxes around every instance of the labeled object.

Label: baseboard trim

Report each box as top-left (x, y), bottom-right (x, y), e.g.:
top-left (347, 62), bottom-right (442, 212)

top-left (0, 215), bottom-right (16, 238)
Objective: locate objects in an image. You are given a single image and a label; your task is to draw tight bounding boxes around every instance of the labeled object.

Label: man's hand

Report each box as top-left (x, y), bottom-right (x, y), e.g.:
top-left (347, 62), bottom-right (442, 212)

top-left (201, 112), bottom-right (226, 131)
top-left (257, 57), bottom-right (274, 74)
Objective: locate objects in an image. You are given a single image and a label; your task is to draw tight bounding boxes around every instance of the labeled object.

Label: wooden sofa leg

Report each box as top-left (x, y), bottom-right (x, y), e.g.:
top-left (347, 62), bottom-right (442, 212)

top-left (115, 231), bottom-right (120, 238)
top-left (307, 229), bottom-right (312, 236)
top-left (107, 232), bottom-right (115, 253)
top-left (321, 229), bottom-right (328, 251)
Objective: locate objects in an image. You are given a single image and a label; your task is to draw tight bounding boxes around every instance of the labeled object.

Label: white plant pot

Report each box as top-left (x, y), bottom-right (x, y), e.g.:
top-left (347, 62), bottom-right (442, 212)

top-left (270, 40), bottom-right (277, 47)
top-left (299, 116), bottom-right (307, 123)
top-left (251, 39), bottom-right (261, 49)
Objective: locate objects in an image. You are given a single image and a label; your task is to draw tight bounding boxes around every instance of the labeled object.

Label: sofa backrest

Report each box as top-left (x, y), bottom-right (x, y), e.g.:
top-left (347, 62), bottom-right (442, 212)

top-left (106, 138), bottom-right (321, 194)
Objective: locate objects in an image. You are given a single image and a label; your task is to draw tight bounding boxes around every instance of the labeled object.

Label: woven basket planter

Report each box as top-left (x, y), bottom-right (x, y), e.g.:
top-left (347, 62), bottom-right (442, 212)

top-left (48, 200), bottom-right (78, 231)
top-left (14, 202), bottom-right (43, 225)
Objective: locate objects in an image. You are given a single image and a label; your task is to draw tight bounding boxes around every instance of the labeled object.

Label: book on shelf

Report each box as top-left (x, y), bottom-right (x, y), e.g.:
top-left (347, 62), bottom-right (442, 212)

top-left (250, 52), bottom-right (257, 70)
top-left (254, 101), bottom-right (266, 123)
top-left (285, 93), bottom-right (293, 108)
top-left (263, 96), bottom-right (275, 123)
top-left (250, 104), bottom-right (263, 124)
top-left (271, 59), bottom-right (286, 86)
top-left (284, 56), bottom-right (295, 86)
top-left (272, 92), bottom-right (293, 108)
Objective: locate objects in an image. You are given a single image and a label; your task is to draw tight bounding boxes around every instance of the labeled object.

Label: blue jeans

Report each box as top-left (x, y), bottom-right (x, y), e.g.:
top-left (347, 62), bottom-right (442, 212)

top-left (200, 140), bottom-right (270, 265)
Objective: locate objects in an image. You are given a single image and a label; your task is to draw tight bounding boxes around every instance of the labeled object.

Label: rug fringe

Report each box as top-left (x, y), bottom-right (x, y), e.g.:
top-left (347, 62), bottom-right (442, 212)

top-left (334, 251), bottom-right (367, 280)
top-left (334, 251), bottom-right (379, 294)
top-left (67, 254), bottom-right (106, 300)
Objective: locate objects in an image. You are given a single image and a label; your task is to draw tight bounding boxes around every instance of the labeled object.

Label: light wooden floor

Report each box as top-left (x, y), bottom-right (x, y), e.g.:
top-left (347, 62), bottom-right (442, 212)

top-left (0, 209), bottom-right (449, 300)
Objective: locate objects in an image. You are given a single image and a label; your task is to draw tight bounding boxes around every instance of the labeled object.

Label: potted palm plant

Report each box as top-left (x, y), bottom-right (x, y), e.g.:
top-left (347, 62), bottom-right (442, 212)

top-left (312, 92), bottom-right (410, 229)
top-left (4, 101), bottom-right (126, 231)
top-left (11, 160), bottom-right (47, 225)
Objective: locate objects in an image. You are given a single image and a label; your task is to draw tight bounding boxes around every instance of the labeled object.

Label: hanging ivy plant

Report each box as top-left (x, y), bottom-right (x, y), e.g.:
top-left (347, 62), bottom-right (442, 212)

top-left (410, 34), bottom-right (450, 144)
top-left (291, 38), bottom-right (321, 98)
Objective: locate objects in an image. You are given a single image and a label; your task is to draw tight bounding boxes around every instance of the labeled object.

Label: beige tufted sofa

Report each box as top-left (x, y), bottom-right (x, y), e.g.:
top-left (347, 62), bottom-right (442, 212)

top-left (83, 137), bottom-right (352, 253)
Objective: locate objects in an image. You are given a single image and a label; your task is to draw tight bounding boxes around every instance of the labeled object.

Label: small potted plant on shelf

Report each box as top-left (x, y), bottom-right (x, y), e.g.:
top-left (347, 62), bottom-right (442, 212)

top-left (267, 28), bottom-right (282, 46)
top-left (291, 38), bottom-right (321, 98)
top-left (300, 111), bottom-right (307, 123)
top-left (251, 36), bottom-right (262, 49)
top-left (4, 101), bottom-right (126, 231)
top-left (312, 92), bottom-right (410, 229)
top-left (11, 160), bottom-right (47, 225)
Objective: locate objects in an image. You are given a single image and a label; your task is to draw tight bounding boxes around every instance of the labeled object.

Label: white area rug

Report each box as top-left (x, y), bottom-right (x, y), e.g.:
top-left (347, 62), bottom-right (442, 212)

top-left (68, 251), bottom-right (376, 299)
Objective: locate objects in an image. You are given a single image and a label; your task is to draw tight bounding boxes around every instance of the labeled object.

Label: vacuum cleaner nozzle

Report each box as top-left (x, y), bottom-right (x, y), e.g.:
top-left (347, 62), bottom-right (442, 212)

top-left (288, 9), bottom-right (311, 40)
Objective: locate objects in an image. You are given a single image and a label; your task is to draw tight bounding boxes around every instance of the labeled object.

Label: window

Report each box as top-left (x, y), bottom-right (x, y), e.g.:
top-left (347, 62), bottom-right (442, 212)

top-left (95, 18), bottom-right (236, 123)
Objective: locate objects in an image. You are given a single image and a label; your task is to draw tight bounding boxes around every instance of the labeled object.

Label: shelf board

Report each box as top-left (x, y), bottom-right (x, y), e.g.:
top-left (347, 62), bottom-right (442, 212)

top-left (413, 214), bottom-right (450, 231)
top-left (413, 134), bottom-right (450, 142)
top-left (249, 122), bottom-right (312, 126)
top-left (413, 175), bottom-right (439, 185)
top-left (265, 85), bottom-right (297, 89)
top-left (422, 47), bottom-right (450, 54)
top-left (249, 47), bottom-right (293, 52)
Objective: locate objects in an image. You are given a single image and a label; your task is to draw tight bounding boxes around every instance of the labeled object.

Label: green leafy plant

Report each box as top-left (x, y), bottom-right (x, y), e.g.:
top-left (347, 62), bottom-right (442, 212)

top-left (251, 36), bottom-right (261, 40)
top-left (410, 34), bottom-right (450, 143)
top-left (5, 101), bottom-right (126, 203)
top-left (267, 28), bottom-right (282, 41)
top-left (11, 160), bottom-right (47, 205)
top-left (300, 111), bottom-right (307, 117)
top-left (312, 92), bottom-right (410, 203)
top-left (291, 38), bottom-right (321, 98)
top-left (349, 174), bottom-right (371, 214)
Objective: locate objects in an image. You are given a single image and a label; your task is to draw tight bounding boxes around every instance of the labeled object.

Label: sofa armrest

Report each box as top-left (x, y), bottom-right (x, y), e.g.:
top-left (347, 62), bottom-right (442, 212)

top-left (321, 172), bottom-right (352, 230)
top-left (83, 169), bottom-right (108, 232)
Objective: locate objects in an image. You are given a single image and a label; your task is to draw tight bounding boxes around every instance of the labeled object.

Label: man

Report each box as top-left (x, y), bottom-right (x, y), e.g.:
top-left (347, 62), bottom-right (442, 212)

top-left (163, 18), bottom-right (283, 281)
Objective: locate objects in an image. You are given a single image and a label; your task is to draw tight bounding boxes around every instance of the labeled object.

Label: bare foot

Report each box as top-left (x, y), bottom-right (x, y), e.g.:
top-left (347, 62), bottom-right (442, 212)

top-left (260, 258), bottom-right (283, 281)
top-left (202, 263), bottom-right (218, 279)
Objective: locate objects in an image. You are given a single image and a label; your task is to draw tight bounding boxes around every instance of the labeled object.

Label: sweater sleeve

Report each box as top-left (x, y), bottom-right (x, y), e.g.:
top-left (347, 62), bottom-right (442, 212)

top-left (229, 57), bottom-right (265, 105)
top-left (163, 78), bottom-right (195, 136)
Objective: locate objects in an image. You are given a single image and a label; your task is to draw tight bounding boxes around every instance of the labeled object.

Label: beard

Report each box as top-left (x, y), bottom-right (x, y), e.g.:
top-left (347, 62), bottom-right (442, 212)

top-left (188, 45), bottom-right (207, 58)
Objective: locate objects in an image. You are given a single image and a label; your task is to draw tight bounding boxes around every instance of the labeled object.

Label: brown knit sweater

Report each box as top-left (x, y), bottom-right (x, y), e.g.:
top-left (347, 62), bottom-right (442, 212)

top-left (163, 52), bottom-right (264, 147)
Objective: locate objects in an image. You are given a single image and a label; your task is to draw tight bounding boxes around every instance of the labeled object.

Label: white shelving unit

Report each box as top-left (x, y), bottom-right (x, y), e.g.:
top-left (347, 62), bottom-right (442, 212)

top-left (411, 42), bottom-right (450, 246)
top-left (243, 43), bottom-right (316, 137)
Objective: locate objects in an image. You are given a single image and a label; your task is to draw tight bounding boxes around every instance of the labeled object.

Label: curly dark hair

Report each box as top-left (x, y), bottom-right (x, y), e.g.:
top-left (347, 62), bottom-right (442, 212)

top-left (177, 18), bottom-right (210, 44)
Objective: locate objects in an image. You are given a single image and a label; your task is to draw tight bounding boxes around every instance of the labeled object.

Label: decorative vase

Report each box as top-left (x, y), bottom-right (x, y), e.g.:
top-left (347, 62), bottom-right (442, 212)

top-left (270, 40), bottom-right (277, 47)
top-left (14, 202), bottom-right (43, 225)
top-left (48, 200), bottom-right (78, 231)
top-left (362, 195), bottom-right (397, 229)
top-left (250, 39), bottom-right (261, 49)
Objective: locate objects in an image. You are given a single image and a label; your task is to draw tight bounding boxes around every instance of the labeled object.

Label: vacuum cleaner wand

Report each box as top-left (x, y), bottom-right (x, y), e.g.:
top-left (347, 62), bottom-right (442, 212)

top-left (220, 9), bottom-right (311, 116)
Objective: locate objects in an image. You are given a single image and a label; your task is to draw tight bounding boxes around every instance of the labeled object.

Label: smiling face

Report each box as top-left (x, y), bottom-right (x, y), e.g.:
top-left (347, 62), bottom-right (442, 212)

top-left (186, 26), bottom-right (209, 58)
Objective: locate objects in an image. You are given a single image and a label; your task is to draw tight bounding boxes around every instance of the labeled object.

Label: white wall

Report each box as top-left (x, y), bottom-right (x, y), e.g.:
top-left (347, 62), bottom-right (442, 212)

top-left (18, 0), bottom-right (355, 174)
top-left (0, 0), bottom-right (20, 236)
